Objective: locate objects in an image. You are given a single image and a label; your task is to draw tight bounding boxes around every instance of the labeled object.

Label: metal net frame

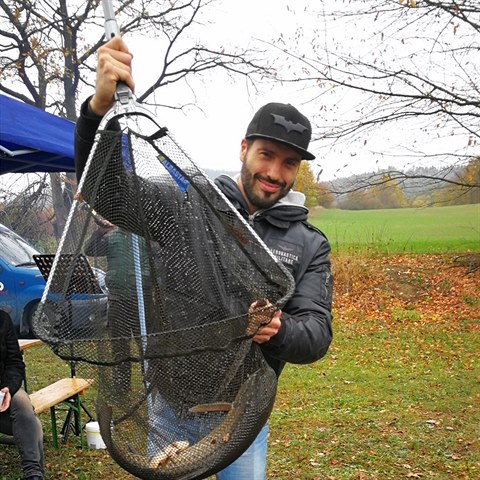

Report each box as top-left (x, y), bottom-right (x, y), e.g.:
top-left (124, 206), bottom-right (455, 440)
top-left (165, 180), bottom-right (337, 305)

top-left (33, 103), bottom-right (295, 479)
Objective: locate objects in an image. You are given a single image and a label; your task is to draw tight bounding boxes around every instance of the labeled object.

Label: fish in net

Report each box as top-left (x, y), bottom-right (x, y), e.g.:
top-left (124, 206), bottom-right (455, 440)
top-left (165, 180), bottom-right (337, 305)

top-left (33, 57), bottom-right (295, 480)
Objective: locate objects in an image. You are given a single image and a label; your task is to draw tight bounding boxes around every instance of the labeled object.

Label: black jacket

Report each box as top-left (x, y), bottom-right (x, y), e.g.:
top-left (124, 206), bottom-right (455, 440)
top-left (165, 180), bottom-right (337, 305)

top-left (0, 317), bottom-right (25, 397)
top-left (214, 175), bottom-right (333, 375)
top-left (74, 99), bottom-right (333, 376)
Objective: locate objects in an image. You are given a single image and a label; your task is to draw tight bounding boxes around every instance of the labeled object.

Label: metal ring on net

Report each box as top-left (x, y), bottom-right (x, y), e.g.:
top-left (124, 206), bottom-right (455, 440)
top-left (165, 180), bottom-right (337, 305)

top-left (33, 110), bottom-right (294, 477)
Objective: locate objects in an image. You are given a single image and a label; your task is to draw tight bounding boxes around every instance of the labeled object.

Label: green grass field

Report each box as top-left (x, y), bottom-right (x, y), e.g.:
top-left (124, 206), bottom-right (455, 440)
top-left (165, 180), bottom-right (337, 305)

top-left (309, 204), bottom-right (480, 253)
top-left (0, 205), bottom-right (478, 479)
top-left (269, 318), bottom-right (479, 479)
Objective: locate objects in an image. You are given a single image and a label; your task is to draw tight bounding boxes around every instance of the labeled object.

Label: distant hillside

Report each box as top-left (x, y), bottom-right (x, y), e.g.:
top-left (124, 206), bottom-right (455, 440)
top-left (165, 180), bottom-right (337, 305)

top-left (203, 168), bottom-right (239, 181)
top-left (325, 164), bottom-right (467, 199)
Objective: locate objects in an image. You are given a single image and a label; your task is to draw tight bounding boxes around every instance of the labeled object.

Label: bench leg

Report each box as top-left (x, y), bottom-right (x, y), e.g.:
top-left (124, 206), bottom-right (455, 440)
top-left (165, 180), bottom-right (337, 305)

top-left (49, 397), bottom-right (84, 449)
top-left (74, 394), bottom-right (85, 449)
top-left (49, 406), bottom-right (58, 449)
top-left (58, 395), bottom-right (86, 449)
top-left (81, 400), bottom-right (94, 425)
top-left (60, 405), bottom-right (74, 443)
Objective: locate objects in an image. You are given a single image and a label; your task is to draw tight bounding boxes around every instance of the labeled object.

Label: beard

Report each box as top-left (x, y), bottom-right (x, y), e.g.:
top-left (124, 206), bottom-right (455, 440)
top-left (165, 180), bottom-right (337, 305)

top-left (240, 160), bottom-right (293, 211)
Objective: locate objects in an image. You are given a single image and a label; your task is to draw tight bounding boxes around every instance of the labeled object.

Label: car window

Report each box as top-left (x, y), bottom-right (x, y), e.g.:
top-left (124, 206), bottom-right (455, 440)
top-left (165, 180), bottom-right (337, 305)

top-left (0, 230), bottom-right (39, 266)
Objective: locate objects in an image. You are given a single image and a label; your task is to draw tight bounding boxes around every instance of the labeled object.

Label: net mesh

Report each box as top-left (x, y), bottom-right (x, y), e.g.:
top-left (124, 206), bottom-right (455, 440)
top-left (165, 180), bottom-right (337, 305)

top-left (33, 109), bottom-right (294, 479)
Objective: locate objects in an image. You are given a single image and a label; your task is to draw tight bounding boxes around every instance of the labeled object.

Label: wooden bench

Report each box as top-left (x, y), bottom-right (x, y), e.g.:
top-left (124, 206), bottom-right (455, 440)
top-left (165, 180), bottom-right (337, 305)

top-left (30, 378), bottom-right (94, 448)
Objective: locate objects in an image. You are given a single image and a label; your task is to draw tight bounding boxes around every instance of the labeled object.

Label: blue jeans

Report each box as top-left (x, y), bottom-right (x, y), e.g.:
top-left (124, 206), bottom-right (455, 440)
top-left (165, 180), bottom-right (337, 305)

top-left (147, 395), bottom-right (268, 479)
top-left (0, 388), bottom-right (44, 479)
top-left (216, 423), bottom-right (268, 480)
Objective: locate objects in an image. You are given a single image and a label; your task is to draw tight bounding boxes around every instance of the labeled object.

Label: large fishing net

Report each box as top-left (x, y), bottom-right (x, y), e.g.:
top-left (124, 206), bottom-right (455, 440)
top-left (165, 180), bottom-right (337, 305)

top-left (33, 95), bottom-right (295, 478)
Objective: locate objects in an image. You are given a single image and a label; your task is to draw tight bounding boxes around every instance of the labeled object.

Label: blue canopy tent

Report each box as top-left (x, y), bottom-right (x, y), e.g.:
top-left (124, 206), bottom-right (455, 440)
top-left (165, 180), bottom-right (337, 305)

top-left (0, 94), bottom-right (75, 174)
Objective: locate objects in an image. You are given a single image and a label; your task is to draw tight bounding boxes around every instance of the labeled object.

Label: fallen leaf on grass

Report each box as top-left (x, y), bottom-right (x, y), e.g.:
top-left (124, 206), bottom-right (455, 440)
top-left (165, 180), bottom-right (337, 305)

top-left (446, 453), bottom-right (462, 460)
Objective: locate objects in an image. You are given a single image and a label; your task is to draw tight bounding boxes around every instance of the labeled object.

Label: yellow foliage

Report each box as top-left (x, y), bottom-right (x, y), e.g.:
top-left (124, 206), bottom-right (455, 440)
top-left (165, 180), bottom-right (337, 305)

top-left (294, 162), bottom-right (320, 208)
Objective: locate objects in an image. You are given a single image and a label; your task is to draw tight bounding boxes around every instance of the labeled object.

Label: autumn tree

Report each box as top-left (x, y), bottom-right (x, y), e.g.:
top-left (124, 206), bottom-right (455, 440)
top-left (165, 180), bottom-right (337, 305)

top-left (336, 189), bottom-right (376, 211)
top-left (271, 0), bottom-right (480, 202)
top-left (316, 182), bottom-right (334, 209)
top-left (460, 158), bottom-right (480, 204)
top-left (0, 0), bottom-right (275, 238)
top-left (0, 173), bottom-right (54, 247)
top-left (431, 157), bottom-right (480, 205)
top-left (372, 173), bottom-right (408, 209)
top-left (335, 172), bottom-right (408, 210)
top-left (294, 161), bottom-right (320, 207)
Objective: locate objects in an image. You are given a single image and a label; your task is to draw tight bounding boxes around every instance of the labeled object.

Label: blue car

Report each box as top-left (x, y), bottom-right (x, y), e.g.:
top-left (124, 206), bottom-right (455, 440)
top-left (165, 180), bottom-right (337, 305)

top-left (0, 223), bottom-right (107, 338)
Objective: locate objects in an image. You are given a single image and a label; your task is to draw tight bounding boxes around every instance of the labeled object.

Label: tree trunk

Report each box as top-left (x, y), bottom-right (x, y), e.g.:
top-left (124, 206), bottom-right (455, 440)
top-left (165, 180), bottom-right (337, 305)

top-left (49, 172), bottom-right (69, 240)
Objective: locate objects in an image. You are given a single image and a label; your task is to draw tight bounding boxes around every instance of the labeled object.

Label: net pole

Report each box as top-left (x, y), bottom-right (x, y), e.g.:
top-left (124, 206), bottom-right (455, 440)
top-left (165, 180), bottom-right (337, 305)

top-left (131, 234), bottom-right (151, 381)
top-left (132, 236), bottom-right (147, 346)
top-left (132, 235), bottom-right (158, 459)
top-left (100, 0), bottom-right (150, 373)
top-left (102, 0), bottom-right (155, 453)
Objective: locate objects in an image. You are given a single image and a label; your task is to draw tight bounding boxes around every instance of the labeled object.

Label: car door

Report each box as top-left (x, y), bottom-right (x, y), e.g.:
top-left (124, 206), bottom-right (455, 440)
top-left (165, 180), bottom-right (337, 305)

top-left (0, 225), bottom-right (44, 332)
top-left (0, 249), bottom-right (20, 325)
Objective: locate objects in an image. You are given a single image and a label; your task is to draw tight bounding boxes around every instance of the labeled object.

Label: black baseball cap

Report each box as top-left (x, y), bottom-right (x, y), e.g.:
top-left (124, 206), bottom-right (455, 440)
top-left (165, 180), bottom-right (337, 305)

top-left (245, 102), bottom-right (315, 160)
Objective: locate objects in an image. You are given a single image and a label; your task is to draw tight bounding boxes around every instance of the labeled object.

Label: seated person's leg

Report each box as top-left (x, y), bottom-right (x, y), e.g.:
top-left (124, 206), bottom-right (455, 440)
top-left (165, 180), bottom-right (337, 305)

top-left (9, 389), bottom-right (44, 479)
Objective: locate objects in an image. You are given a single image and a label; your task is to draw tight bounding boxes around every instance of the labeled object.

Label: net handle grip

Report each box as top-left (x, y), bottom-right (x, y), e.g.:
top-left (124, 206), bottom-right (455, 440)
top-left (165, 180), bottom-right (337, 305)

top-left (101, 0), bottom-right (131, 105)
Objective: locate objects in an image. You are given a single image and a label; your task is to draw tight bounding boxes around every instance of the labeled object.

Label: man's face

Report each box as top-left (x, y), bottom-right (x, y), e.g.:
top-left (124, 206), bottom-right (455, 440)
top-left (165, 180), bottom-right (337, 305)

top-left (238, 138), bottom-right (302, 213)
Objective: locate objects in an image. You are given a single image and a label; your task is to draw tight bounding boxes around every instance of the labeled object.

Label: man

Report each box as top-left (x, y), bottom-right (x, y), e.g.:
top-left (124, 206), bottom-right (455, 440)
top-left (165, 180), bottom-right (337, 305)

top-left (75, 35), bottom-right (333, 479)
top-left (0, 317), bottom-right (44, 480)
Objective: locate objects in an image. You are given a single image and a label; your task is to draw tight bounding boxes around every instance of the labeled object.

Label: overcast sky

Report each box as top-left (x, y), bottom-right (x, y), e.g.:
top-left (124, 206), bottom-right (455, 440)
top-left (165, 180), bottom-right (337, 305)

top-left (83, 0), bottom-right (475, 181)
top-left (126, 0), bottom-right (343, 179)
